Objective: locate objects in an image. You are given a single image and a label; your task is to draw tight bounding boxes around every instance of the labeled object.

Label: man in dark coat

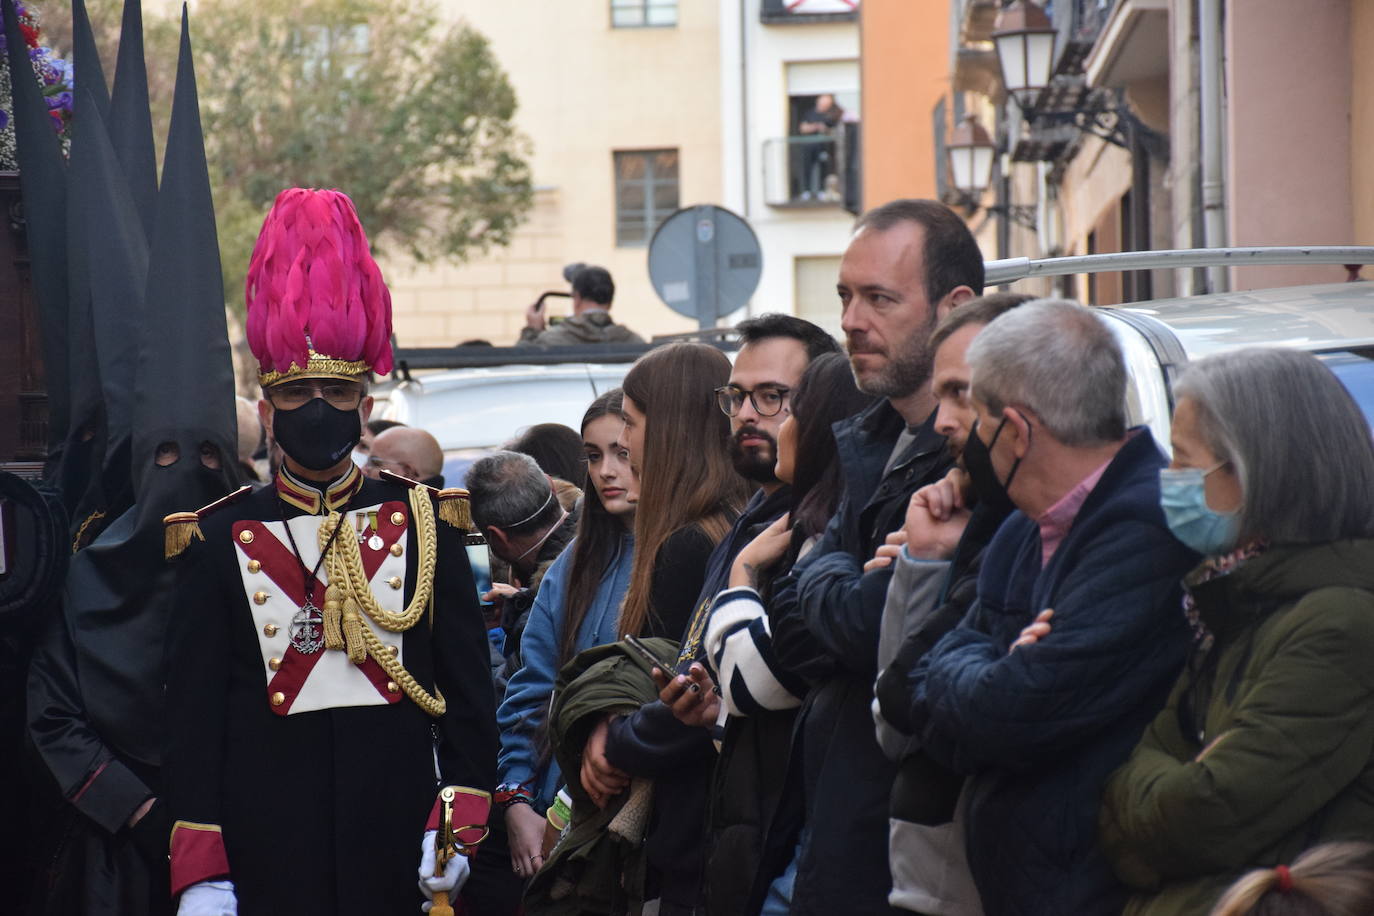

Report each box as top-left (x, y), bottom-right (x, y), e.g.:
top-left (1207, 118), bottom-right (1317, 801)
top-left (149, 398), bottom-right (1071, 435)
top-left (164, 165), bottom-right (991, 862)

top-left (756, 199), bottom-right (983, 916)
top-left (909, 300), bottom-right (1199, 915)
top-left (870, 292), bottom-right (1033, 915)
top-left (163, 189), bottom-right (497, 916)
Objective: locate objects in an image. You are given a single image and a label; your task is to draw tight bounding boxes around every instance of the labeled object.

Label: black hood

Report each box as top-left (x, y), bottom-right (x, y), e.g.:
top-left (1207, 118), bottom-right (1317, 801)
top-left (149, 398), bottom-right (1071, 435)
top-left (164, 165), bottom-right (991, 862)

top-left (63, 5), bottom-right (240, 764)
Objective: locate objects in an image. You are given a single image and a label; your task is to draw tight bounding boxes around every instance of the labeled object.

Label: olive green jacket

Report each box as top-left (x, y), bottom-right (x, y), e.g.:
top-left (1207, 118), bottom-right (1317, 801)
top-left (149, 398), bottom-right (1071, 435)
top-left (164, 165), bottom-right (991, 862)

top-left (524, 638), bottom-right (677, 916)
top-left (1099, 540), bottom-right (1374, 915)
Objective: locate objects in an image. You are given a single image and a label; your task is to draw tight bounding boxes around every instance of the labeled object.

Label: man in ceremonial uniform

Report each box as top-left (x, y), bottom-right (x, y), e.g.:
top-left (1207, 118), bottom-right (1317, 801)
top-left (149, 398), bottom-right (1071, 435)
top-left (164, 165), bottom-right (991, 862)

top-left (164, 188), bottom-right (497, 915)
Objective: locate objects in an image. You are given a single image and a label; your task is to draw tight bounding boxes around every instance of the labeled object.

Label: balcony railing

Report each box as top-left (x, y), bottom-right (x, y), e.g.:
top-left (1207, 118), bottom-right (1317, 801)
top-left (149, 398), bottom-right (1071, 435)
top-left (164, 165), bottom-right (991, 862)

top-left (762, 125), bottom-right (861, 212)
top-left (760, 0), bottom-right (860, 25)
top-left (1050, 0), bottom-right (1118, 75)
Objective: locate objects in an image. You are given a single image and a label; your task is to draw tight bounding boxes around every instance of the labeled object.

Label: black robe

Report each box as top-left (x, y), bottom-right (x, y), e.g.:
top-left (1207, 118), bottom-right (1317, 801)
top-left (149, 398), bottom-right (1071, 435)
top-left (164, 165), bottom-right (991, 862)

top-left (164, 474), bottom-right (498, 915)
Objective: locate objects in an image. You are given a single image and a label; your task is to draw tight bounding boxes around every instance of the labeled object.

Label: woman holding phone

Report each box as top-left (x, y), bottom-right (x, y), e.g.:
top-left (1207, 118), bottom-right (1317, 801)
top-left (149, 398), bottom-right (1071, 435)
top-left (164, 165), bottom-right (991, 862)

top-left (578, 342), bottom-right (750, 912)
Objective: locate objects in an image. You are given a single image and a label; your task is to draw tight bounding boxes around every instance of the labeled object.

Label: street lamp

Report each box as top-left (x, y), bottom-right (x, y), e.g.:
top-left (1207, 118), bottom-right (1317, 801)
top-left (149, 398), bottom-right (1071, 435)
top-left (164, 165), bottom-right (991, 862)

top-left (991, 0), bottom-right (1057, 109)
top-left (988, 0), bottom-right (1166, 156)
top-left (947, 114), bottom-right (996, 197)
top-left (944, 112), bottom-right (1037, 230)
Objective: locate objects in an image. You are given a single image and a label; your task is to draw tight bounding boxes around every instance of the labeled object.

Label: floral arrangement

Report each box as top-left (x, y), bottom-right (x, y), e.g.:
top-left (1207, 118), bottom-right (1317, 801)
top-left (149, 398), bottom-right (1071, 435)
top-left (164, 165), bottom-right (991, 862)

top-left (0, 2), bottom-right (74, 170)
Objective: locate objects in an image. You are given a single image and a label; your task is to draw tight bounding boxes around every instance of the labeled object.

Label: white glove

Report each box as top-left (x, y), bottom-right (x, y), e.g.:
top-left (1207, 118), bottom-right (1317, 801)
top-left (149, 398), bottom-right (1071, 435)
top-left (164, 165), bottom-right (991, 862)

top-left (418, 829), bottom-right (471, 913)
top-left (177, 880), bottom-right (237, 916)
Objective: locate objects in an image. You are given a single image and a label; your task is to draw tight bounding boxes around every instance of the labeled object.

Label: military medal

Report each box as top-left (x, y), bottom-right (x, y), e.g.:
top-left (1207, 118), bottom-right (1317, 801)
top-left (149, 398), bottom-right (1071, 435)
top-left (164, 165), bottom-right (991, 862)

top-left (289, 599), bottom-right (325, 654)
top-left (356, 510), bottom-right (384, 551)
top-left (280, 506), bottom-right (348, 656)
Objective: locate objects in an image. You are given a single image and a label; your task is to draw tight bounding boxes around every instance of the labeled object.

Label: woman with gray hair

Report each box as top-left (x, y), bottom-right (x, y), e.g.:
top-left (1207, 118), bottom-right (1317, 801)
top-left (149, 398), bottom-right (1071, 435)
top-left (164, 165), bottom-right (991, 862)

top-left (1099, 346), bottom-right (1374, 915)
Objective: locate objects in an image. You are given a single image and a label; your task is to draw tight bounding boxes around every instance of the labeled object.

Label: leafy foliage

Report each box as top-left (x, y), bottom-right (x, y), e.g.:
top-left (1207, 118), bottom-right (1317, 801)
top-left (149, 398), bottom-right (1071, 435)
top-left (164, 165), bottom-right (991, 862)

top-left (55, 0), bottom-right (533, 310)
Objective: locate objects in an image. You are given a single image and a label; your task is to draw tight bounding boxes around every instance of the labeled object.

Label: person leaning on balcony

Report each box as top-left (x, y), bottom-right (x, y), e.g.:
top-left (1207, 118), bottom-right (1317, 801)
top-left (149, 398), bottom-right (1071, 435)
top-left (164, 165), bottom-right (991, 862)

top-left (1099, 347), bottom-right (1374, 916)
top-left (519, 263), bottom-right (645, 347)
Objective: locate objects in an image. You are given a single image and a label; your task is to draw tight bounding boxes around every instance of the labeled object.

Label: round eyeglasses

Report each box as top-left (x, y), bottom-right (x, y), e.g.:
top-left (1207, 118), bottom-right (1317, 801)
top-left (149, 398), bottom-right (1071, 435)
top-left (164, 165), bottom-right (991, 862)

top-left (715, 384), bottom-right (791, 418)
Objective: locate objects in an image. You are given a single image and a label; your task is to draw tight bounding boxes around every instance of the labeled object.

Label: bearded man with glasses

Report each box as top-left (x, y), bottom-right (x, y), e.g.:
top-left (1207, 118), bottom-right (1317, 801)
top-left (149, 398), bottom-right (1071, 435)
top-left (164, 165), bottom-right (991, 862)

top-left (161, 189), bottom-right (498, 916)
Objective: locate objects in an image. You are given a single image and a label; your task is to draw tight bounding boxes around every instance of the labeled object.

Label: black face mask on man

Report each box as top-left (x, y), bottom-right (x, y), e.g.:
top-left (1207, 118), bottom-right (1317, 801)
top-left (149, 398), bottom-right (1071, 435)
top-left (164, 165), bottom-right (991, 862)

top-left (271, 398), bottom-right (362, 472)
top-left (961, 416), bottom-right (1024, 516)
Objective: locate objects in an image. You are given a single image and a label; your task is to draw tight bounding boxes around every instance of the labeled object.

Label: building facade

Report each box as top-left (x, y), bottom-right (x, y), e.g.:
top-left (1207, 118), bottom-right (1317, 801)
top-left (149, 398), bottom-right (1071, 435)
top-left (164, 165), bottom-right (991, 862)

top-left (929, 0), bottom-right (1373, 304)
top-left (386, 0), bottom-right (724, 347)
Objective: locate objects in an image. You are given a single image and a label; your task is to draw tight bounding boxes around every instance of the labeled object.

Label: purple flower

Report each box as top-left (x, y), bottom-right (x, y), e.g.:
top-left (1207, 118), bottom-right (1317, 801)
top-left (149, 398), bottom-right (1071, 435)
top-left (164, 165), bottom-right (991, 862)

top-left (0, 111), bottom-right (9, 131)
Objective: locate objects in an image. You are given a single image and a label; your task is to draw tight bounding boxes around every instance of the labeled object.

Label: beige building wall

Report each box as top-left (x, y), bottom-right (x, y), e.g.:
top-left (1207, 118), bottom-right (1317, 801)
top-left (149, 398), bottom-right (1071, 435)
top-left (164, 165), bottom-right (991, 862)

top-left (385, 0), bottom-right (724, 348)
top-left (1225, 0), bottom-right (1353, 290)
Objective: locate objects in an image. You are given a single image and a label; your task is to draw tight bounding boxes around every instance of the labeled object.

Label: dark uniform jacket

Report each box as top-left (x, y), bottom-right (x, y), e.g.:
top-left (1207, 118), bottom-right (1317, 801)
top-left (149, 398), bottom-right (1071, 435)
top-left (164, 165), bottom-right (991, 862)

top-left (164, 467), bottom-right (497, 916)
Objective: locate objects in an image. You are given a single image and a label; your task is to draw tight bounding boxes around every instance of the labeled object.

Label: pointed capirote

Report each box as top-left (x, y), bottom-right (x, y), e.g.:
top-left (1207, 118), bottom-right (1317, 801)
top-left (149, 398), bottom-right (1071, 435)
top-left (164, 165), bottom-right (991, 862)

top-left (108, 0), bottom-right (156, 240)
top-left (70, 0), bottom-right (111, 120)
top-left (134, 2), bottom-right (235, 485)
top-left (75, 87), bottom-right (147, 502)
top-left (2, 0), bottom-right (69, 460)
top-left (60, 71), bottom-right (111, 521)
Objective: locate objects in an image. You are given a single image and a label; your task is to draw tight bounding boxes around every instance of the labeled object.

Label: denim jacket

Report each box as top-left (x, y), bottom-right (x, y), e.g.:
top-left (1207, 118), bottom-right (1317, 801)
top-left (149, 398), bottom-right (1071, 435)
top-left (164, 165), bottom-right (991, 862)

top-left (496, 532), bottom-right (634, 811)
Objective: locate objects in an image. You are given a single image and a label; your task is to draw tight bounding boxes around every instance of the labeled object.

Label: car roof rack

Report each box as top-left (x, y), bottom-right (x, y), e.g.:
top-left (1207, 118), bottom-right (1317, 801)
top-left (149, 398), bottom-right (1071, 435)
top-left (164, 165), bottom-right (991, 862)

top-left (984, 246), bottom-right (1374, 286)
top-left (390, 327), bottom-right (740, 379)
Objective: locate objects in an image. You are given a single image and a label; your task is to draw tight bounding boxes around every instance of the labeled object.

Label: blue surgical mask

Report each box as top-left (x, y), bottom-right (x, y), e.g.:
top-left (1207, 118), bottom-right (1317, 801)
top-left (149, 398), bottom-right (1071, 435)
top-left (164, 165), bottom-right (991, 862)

top-left (1159, 464), bottom-right (1239, 556)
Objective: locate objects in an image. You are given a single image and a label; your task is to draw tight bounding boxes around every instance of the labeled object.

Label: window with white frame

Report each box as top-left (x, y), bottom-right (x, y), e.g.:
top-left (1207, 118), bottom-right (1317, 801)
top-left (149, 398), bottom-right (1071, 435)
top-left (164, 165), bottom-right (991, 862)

top-left (612, 0), bottom-right (678, 28)
top-left (614, 149), bottom-right (680, 247)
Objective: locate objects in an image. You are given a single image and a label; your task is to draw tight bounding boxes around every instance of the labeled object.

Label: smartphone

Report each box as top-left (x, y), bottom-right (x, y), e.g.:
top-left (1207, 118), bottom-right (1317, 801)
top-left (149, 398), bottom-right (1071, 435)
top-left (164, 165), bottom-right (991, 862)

top-left (465, 541), bottom-right (495, 608)
top-left (623, 633), bottom-right (678, 673)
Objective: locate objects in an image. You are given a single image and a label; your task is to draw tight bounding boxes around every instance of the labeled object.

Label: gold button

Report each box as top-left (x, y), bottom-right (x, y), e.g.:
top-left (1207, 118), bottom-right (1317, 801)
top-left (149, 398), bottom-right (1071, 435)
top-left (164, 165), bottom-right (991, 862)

top-left (390, 511), bottom-right (405, 526)
top-left (239, 530), bottom-right (254, 544)
top-left (253, 590), bottom-right (270, 605)
top-left (247, 559), bottom-right (262, 573)
top-left (387, 576), bottom-right (403, 590)
top-left (389, 543), bottom-right (404, 557)
top-left (387, 645), bottom-right (399, 658)
top-left (263, 623), bottom-right (278, 637)
top-left (386, 681), bottom-right (400, 694)
top-left (268, 657), bottom-right (282, 671)
top-left (270, 691), bottom-right (285, 706)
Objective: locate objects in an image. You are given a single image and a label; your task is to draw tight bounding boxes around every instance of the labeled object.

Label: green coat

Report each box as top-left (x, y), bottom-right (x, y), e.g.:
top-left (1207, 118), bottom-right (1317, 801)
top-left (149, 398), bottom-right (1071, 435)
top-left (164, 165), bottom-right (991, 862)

top-left (1099, 540), bottom-right (1374, 915)
top-left (524, 638), bottom-right (678, 916)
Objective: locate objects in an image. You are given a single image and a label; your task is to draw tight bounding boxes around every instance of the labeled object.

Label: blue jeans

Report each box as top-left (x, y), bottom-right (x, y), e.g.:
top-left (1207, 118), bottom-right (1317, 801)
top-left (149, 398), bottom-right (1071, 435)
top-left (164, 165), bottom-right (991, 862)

top-left (759, 842), bottom-right (803, 916)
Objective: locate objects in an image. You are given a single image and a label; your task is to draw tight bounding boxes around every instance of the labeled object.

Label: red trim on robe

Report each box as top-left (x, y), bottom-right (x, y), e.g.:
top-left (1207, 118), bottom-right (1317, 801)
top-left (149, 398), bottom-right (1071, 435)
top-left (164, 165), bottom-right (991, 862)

top-left (70, 759), bottom-right (110, 803)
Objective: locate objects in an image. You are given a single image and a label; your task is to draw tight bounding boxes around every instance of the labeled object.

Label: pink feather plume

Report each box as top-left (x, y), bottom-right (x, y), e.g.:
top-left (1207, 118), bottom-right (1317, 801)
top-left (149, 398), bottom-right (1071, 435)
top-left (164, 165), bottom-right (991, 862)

top-left (244, 188), bottom-right (394, 375)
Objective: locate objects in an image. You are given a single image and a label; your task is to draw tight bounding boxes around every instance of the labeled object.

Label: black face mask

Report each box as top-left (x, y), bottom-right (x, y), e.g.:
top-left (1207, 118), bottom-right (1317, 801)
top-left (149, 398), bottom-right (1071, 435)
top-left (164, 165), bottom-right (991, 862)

top-left (271, 398), bottom-right (362, 471)
top-left (962, 417), bottom-right (1023, 516)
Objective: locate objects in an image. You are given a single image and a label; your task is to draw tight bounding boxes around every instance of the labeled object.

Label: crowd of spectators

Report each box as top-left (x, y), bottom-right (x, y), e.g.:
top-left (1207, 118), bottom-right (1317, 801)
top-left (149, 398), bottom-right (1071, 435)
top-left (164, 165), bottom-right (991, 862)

top-left (474, 198), bottom-right (1374, 916)
top-left (24, 196), bottom-right (1374, 916)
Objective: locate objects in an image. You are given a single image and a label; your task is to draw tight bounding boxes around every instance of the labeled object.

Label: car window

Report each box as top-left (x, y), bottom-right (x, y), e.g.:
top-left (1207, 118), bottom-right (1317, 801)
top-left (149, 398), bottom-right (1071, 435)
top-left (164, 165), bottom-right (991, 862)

top-left (1100, 312), bottom-right (1174, 451)
top-left (1318, 351), bottom-right (1374, 431)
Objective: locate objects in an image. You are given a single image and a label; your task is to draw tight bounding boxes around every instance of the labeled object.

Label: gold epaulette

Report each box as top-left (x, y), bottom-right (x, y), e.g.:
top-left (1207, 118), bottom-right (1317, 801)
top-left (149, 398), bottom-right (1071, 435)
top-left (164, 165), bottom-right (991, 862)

top-left (163, 485), bottom-right (253, 559)
top-left (379, 470), bottom-right (474, 532)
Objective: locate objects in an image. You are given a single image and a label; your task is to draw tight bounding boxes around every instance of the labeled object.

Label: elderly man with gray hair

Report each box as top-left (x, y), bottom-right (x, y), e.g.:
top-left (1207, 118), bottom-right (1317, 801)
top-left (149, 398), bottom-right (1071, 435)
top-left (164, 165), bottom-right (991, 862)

top-left (465, 450), bottom-right (580, 665)
top-left (907, 299), bottom-right (1200, 915)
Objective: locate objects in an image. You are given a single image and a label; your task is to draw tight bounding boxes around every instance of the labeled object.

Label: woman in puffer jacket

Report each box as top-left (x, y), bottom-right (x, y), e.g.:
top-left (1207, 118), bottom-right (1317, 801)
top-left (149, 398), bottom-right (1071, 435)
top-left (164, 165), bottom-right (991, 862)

top-left (1099, 347), bottom-right (1374, 915)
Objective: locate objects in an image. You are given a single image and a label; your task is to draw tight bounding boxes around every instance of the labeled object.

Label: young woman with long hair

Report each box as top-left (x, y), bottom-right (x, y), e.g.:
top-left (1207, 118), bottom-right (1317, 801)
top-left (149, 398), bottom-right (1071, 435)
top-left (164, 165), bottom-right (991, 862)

top-left (494, 389), bottom-right (638, 880)
top-left (613, 341), bottom-right (751, 642)
top-left (574, 342), bottom-right (750, 914)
